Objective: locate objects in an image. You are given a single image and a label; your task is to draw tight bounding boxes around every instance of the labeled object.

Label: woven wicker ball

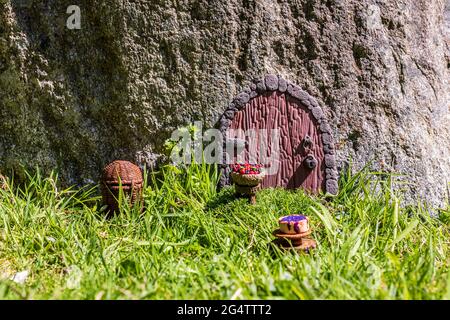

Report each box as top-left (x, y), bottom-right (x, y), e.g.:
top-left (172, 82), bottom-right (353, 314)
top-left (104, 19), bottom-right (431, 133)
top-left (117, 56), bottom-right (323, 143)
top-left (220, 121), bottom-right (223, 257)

top-left (101, 160), bottom-right (143, 214)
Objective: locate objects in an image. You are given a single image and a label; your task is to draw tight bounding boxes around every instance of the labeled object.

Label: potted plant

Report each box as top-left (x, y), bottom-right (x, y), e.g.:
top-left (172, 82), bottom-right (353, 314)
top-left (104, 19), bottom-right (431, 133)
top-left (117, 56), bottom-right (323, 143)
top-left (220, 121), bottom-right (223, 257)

top-left (230, 164), bottom-right (265, 204)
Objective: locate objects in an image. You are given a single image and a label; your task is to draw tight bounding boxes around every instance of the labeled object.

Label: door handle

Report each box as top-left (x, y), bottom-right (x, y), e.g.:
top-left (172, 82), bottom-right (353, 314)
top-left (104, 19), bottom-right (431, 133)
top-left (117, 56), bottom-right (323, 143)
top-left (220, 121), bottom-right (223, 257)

top-left (302, 135), bottom-right (313, 150)
top-left (304, 154), bottom-right (318, 169)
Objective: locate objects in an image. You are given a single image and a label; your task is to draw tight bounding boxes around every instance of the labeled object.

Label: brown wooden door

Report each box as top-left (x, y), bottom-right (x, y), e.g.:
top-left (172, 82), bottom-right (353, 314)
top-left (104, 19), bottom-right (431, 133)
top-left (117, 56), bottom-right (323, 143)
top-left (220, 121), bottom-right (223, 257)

top-left (227, 91), bottom-right (325, 193)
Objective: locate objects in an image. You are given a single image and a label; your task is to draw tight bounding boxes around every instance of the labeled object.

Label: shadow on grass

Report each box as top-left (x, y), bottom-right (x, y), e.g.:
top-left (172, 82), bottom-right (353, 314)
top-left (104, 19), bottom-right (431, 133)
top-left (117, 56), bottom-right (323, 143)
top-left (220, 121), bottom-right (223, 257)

top-left (205, 187), bottom-right (240, 211)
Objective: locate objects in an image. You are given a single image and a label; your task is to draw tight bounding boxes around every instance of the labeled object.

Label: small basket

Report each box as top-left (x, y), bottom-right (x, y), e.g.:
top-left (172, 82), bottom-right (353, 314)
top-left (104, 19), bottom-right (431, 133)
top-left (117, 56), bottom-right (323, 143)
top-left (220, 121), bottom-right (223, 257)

top-left (230, 171), bottom-right (265, 187)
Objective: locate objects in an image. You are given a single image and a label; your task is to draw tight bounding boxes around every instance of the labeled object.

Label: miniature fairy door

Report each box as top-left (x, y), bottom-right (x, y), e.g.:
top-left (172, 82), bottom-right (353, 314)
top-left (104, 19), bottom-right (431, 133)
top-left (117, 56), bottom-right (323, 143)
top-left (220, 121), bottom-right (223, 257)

top-left (218, 75), bottom-right (339, 195)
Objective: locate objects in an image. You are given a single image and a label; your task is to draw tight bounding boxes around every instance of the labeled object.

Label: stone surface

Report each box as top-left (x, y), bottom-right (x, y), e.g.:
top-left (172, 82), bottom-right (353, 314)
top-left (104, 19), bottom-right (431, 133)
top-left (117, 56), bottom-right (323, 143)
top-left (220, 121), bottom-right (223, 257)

top-left (234, 92), bottom-right (250, 108)
top-left (219, 117), bottom-right (230, 132)
top-left (287, 84), bottom-right (302, 99)
top-left (320, 123), bottom-right (332, 134)
top-left (322, 133), bottom-right (333, 145)
top-left (249, 90), bottom-right (258, 98)
top-left (224, 109), bottom-right (236, 120)
top-left (278, 76), bottom-right (288, 92)
top-left (323, 144), bottom-right (335, 155)
top-left (326, 168), bottom-right (339, 180)
top-left (326, 179), bottom-right (339, 195)
top-left (312, 107), bottom-right (325, 120)
top-left (0, 0), bottom-right (449, 207)
top-left (325, 154), bottom-right (337, 168)
top-left (256, 79), bottom-right (266, 93)
top-left (264, 74), bottom-right (279, 91)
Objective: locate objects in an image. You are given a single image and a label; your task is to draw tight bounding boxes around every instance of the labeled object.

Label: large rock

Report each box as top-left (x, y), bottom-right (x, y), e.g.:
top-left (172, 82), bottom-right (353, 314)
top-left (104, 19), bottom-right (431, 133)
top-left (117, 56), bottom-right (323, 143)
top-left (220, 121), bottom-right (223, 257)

top-left (0, 0), bottom-right (449, 207)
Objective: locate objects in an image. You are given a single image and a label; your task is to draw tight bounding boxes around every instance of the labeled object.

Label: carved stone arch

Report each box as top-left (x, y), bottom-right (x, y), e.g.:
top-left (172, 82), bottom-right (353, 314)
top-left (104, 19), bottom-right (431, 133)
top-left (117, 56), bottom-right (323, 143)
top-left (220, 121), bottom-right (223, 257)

top-left (217, 74), bottom-right (338, 195)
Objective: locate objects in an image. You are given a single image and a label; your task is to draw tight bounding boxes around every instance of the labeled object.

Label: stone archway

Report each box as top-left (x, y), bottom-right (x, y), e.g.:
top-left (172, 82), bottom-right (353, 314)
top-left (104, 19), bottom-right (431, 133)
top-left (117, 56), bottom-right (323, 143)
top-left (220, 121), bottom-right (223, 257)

top-left (217, 74), bottom-right (339, 195)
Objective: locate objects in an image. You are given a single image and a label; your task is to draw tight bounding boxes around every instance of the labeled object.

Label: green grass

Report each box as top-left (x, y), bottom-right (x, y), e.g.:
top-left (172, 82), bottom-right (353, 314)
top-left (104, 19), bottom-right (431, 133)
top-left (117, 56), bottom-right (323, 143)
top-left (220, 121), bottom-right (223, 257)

top-left (0, 164), bottom-right (449, 300)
